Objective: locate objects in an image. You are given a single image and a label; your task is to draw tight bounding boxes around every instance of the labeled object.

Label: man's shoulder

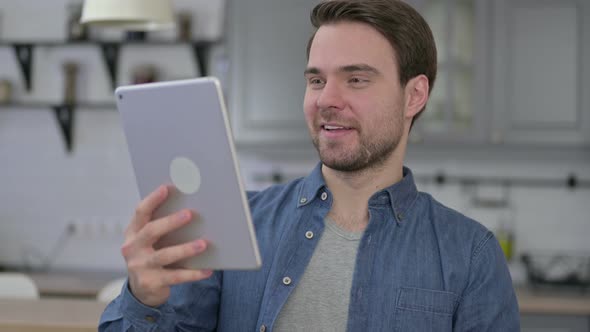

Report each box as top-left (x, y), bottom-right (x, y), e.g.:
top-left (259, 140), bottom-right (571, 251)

top-left (416, 192), bottom-right (493, 251)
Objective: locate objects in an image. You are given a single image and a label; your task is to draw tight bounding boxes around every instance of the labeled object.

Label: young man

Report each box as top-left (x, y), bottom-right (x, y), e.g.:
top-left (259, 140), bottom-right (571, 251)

top-left (100, 0), bottom-right (519, 331)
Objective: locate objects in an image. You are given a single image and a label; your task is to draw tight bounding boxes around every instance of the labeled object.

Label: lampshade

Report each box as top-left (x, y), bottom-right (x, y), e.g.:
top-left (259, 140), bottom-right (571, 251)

top-left (80, 0), bottom-right (174, 31)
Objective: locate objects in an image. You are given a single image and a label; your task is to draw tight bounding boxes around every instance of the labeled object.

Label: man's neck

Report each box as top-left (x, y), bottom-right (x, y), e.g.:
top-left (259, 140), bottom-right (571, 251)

top-left (322, 155), bottom-right (404, 232)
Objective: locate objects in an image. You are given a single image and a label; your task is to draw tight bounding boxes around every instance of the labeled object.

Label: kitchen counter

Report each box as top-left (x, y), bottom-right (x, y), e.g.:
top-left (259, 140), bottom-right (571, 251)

top-left (517, 286), bottom-right (590, 316)
top-left (20, 271), bottom-right (590, 317)
top-left (0, 298), bottom-right (106, 332)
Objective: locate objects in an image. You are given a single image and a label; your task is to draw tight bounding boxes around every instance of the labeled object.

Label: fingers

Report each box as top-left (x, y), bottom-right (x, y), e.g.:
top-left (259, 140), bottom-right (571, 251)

top-left (148, 239), bottom-right (208, 268)
top-left (161, 268), bottom-right (214, 286)
top-left (134, 209), bottom-right (194, 247)
top-left (128, 266), bottom-right (213, 307)
top-left (127, 185), bottom-right (169, 236)
top-left (122, 184), bottom-right (211, 308)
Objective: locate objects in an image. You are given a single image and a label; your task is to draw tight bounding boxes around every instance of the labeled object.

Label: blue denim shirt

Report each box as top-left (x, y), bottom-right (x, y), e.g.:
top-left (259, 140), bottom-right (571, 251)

top-left (99, 164), bottom-right (519, 331)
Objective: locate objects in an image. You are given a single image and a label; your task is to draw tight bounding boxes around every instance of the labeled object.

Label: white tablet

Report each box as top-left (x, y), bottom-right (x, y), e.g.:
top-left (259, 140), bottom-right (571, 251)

top-left (115, 77), bottom-right (261, 270)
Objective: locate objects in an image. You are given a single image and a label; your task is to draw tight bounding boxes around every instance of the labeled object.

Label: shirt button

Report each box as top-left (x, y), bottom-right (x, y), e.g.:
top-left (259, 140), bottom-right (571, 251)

top-left (260, 325), bottom-right (267, 332)
top-left (299, 197), bottom-right (307, 204)
top-left (321, 192), bottom-right (328, 200)
top-left (282, 276), bottom-right (292, 285)
top-left (145, 315), bottom-right (156, 323)
top-left (305, 231), bottom-right (314, 239)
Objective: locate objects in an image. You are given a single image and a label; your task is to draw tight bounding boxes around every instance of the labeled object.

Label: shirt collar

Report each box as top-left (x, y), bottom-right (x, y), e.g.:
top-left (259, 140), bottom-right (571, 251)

top-left (297, 163), bottom-right (419, 223)
top-left (382, 166), bottom-right (419, 224)
top-left (297, 163), bottom-right (326, 207)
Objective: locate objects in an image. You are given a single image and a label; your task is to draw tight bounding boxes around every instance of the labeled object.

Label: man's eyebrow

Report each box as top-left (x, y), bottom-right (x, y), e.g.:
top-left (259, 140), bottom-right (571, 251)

top-left (304, 67), bottom-right (321, 75)
top-left (304, 64), bottom-right (380, 76)
top-left (340, 64), bottom-right (380, 75)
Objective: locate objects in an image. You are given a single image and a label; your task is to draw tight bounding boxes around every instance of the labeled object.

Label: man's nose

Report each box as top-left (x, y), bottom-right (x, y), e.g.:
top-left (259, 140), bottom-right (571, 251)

top-left (316, 81), bottom-right (345, 111)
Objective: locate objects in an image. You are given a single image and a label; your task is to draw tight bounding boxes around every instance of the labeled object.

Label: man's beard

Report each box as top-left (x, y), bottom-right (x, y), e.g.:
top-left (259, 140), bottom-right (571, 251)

top-left (311, 123), bottom-right (402, 173)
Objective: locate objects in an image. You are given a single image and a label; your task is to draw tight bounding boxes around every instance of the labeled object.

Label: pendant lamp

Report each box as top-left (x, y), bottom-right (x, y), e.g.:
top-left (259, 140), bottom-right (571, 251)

top-left (80, 0), bottom-right (174, 31)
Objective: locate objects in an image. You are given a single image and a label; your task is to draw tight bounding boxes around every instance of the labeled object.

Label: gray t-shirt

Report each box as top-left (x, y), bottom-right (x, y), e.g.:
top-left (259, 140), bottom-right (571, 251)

top-left (274, 217), bottom-right (363, 331)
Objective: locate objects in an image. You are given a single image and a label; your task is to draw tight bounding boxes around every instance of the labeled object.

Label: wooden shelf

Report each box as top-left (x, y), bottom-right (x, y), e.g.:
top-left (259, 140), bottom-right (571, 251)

top-left (2, 102), bottom-right (115, 110)
top-left (0, 39), bottom-right (220, 153)
top-left (0, 40), bottom-right (218, 46)
top-left (0, 39), bottom-right (220, 91)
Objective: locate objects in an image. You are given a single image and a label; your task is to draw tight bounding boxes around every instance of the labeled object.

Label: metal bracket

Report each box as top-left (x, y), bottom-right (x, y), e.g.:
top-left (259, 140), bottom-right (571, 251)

top-left (52, 105), bottom-right (75, 153)
top-left (13, 44), bottom-right (34, 91)
top-left (100, 43), bottom-right (120, 90)
top-left (192, 42), bottom-right (209, 76)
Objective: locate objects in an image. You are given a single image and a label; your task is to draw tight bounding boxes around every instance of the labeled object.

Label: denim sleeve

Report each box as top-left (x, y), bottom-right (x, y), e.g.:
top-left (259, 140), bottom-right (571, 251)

top-left (99, 274), bottom-right (221, 332)
top-left (453, 232), bottom-right (520, 332)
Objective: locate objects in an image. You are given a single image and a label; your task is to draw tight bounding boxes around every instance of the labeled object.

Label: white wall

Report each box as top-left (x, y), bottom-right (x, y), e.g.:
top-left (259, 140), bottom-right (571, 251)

top-left (0, 0), bottom-right (226, 271)
top-left (0, 0), bottom-right (589, 277)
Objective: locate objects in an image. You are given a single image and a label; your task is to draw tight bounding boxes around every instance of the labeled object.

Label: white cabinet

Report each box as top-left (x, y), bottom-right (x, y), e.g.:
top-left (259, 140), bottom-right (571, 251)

top-left (226, 0), bottom-right (492, 146)
top-left (226, 0), bottom-right (590, 149)
top-left (227, 0), bottom-right (317, 146)
top-left (413, 0), bottom-right (590, 147)
top-left (410, 0), bottom-right (491, 145)
top-left (491, 0), bottom-right (590, 146)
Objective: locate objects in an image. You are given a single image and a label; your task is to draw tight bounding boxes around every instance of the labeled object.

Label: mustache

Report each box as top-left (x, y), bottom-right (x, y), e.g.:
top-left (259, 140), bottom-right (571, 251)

top-left (316, 109), bottom-right (359, 128)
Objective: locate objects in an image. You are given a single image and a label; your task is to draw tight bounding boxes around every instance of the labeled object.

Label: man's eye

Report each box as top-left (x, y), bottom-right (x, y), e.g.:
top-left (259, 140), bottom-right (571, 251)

top-left (308, 78), bottom-right (325, 86)
top-left (348, 77), bottom-right (370, 87)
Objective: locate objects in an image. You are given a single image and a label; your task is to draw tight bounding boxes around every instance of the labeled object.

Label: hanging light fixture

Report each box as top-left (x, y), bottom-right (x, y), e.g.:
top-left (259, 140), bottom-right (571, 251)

top-left (80, 0), bottom-right (175, 31)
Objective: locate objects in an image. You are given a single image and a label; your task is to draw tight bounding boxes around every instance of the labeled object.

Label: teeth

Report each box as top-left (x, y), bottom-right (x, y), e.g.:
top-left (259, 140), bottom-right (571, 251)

top-left (324, 125), bottom-right (345, 130)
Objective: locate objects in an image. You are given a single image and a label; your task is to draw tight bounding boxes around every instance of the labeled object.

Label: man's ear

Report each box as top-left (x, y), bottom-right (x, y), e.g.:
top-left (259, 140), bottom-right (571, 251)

top-left (404, 75), bottom-right (429, 120)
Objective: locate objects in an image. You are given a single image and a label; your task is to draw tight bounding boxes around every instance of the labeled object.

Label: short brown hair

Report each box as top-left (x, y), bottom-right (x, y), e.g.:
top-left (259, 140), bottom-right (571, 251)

top-left (307, 0), bottom-right (437, 126)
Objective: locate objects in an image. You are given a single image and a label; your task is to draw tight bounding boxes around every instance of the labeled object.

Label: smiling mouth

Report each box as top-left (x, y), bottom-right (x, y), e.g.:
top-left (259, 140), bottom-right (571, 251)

top-left (322, 125), bottom-right (353, 131)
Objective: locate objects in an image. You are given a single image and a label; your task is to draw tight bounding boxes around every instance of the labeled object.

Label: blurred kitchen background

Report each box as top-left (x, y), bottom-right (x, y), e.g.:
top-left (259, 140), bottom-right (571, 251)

top-left (0, 0), bottom-right (589, 330)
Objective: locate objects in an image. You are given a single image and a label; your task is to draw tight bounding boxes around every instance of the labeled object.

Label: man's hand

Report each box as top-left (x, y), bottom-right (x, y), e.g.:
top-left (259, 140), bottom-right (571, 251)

top-left (121, 185), bottom-right (213, 307)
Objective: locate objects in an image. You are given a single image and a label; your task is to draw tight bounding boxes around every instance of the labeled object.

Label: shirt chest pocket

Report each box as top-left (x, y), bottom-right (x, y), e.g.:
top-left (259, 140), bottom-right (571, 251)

top-left (394, 287), bottom-right (459, 332)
